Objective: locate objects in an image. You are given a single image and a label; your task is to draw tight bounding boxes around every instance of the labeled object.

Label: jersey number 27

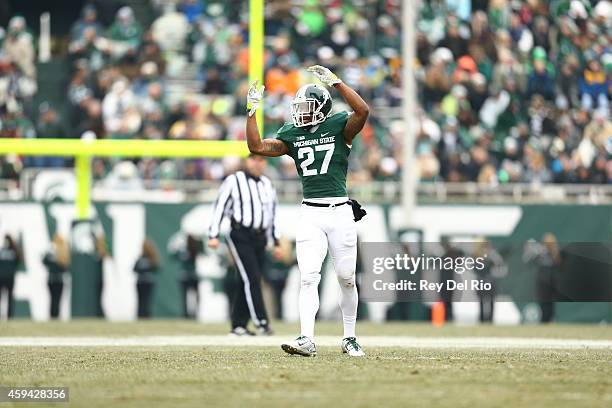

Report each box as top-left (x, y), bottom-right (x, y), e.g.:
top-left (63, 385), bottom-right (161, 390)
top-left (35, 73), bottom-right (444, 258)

top-left (298, 143), bottom-right (334, 177)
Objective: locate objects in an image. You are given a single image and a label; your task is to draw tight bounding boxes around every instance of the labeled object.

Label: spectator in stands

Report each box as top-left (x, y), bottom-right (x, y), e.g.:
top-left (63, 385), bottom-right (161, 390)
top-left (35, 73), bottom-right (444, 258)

top-left (480, 85), bottom-right (510, 130)
top-left (527, 51), bottom-right (555, 101)
top-left (579, 56), bottom-right (610, 114)
top-left (28, 102), bottom-right (68, 167)
top-left (102, 78), bottom-right (140, 139)
top-left (0, 55), bottom-right (36, 111)
top-left (265, 55), bottom-right (301, 96)
top-left (138, 31), bottom-right (166, 75)
top-left (524, 151), bottom-right (553, 183)
top-left (69, 25), bottom-right (106, 72)
top-left (36, 102), bottom-right (64, 140)
top-left (468, 73), bottom-right (489, 113)
top-left (139, 82), bottom-right (168, 139)
top-left (0, 103), bottom-right (35, 141)
top-left (469, 11), bottom-right (497, 61)
top-left (439, 16), bottom-right (468, 59)
top-left (423, 47), bottom-right (453, 107)
top-left (3, 16), bottom-right (36, 78)
top-left (70, 4), bottom-right (104, 41)
top-left (202, 67), bottom-right (227, 94)
top-left (133, 61), bottom-right (163, 97)
top-left (180, 0), bottom-right (205, 24)
top-left (493, 47), bottom-right (526, 94)
top-left (590, 155), bottom-right (609, 184)
top-left (103, 161), bottom-right (144, 191)
top-left (151, 2), bottom-right (189, 54)
top-left (376, 14), bottom-right (401, 54)
top-left (67, 64), bottom-right (96, 131)
top-left (584, 110), bottom-right (612, 150)
top-left (551, 151), bottom-right (572, 183)
top-left (107, 6), bottom-right (142, 62)
top-left (75, 99), bottom-right (105, 138)
top-left (556, 57), bottom-right (581, 109)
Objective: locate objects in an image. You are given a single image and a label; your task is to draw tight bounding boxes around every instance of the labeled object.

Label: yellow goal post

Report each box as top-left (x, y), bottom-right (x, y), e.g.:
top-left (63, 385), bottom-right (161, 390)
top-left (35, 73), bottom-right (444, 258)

top-left (0, 138), bottom-right (250, 219)
top-left (0, 0), bottom-right (264, 220)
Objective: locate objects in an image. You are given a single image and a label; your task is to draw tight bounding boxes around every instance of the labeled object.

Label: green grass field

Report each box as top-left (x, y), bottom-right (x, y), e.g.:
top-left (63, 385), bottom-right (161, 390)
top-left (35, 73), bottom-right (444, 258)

top-left (1, 321), bottom-right (611, 407)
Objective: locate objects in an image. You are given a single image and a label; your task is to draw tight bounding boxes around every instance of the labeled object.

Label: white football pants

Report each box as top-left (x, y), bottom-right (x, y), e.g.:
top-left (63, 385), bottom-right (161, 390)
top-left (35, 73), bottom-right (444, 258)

top-left (295, 202), bottom-right (358, 340)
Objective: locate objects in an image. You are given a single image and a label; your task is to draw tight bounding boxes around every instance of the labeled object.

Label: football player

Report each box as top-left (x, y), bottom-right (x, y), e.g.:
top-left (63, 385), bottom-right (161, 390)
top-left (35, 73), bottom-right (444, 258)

top-left (245, 65), bottom-right (369, 357)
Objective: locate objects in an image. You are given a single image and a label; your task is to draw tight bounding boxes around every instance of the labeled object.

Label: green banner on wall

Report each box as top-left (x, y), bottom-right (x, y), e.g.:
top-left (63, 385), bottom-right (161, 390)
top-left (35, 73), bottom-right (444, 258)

top-left (0, 201), bottom-right (610, 323)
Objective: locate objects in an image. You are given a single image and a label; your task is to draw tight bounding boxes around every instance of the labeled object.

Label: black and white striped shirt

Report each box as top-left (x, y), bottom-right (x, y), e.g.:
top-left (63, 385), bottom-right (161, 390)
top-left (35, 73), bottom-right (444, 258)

top-left (208, 170), bottom-right (280, 244)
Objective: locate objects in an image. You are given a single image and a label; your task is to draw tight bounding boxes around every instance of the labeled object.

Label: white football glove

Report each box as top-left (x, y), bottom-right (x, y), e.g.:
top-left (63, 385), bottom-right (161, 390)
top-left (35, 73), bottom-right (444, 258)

top-left (247, 80), bottom-right (265, 117)
top-left (307, 65), bottom-right (342, 87)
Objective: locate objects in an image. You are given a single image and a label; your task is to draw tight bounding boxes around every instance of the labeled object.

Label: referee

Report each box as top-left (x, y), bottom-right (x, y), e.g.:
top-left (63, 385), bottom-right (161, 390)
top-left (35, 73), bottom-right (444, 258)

top-left (208, 153), bottom-right (281, 336)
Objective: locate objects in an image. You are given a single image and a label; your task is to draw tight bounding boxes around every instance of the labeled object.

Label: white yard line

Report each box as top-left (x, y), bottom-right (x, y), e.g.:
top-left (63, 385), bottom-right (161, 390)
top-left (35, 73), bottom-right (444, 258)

top-left (0, 336), bottom-right (610, 349)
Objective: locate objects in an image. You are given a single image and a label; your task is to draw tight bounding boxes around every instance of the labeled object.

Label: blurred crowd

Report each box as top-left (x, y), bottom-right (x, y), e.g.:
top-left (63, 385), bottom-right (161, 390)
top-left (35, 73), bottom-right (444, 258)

top-left (415, 0), bottom-right (612, 185)
top-left (0, 0), bottom-right (611, 188)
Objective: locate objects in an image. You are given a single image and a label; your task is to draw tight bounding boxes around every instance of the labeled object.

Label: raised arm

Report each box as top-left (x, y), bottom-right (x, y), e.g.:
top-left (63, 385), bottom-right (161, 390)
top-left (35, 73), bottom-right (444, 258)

top-left (333, 82), bottom-right (369, 144)
top-left (246, 114), bottom-right (288, 157)
top-left (245, 80), bottom-right (288, 157)
top-left (308, 65), bottom-right (370, 145)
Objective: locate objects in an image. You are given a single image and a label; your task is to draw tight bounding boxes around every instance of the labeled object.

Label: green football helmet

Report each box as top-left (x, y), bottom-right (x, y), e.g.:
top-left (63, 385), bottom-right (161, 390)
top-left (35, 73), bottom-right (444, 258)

top-left (291, 83), bottom-right (332, 128)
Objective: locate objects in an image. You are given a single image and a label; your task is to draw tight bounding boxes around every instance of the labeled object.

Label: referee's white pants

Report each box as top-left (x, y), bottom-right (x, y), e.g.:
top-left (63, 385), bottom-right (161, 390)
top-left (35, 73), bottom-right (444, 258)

top-left (295, 203), bottom-right (358, 339)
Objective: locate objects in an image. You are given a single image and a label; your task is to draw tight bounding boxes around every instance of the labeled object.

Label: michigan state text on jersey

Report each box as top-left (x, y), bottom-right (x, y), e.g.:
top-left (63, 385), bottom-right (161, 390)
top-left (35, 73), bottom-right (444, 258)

top-left (276, 84), bottom-right (350, 198)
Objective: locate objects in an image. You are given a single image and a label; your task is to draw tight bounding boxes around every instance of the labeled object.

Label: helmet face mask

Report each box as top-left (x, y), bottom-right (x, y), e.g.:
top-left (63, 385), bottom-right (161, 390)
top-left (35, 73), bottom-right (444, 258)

top-left (291, 84), bottom-right (332, 128)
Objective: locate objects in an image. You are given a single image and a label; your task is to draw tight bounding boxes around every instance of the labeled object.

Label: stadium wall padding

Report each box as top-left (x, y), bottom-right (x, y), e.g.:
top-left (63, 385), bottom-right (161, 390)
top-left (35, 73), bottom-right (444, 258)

top-left (0, 201), bottom-right (610, 323)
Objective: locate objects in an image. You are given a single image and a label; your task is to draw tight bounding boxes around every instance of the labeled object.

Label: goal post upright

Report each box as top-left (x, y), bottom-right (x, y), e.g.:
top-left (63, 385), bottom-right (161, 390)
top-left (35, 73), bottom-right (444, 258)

top-left (75, 155), bottom-right (91, 219)
top-left (249, 0), bottom-right (264, 136)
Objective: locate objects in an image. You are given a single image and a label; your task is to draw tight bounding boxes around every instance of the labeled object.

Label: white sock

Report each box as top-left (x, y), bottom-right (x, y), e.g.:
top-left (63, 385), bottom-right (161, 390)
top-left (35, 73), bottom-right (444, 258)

top-left (299, 274), bottom-right (320, 340)
top-left (339, 279), bottom-right (358, 338)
